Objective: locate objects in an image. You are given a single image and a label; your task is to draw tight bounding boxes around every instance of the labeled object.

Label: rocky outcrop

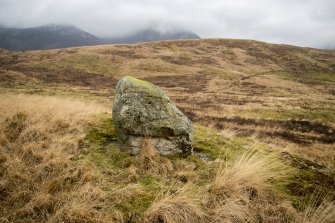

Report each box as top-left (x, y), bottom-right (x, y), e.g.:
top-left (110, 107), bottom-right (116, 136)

top-left (112, 76), bottom-right (194, 155)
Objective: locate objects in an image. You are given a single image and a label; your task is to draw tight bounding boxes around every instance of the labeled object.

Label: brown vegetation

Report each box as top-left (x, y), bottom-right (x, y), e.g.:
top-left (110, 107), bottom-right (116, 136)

top-left (0, 94), bottom-right (110, 223)
top-left (144, 186), bottom-right (206, 223)
top-left (207, 150), bottom-right (297, 223)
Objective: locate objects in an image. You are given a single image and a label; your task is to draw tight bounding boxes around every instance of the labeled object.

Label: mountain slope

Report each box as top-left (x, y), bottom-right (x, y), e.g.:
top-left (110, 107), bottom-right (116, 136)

top-left (0, 25), bottom-right (102, 51)
top-left (102, 28), bottom-right (201, 44)
top-left (0, 39), bottom-right (335, 222)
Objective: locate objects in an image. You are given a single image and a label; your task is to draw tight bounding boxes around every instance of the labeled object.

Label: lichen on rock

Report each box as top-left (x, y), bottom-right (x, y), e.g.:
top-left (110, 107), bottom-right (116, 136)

top-left (112, 76), bottom-right (194, 155)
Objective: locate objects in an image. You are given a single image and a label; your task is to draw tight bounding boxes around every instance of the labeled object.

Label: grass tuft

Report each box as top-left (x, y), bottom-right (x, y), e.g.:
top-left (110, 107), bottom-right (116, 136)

top-left (208, 149), bottom-right (296, 222)
top-left (144, 186), bottom-right (207, 223)
top-left (302, 190), bottom-right (335, 223)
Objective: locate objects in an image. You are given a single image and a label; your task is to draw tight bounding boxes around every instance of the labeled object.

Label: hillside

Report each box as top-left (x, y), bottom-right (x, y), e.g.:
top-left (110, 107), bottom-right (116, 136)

top-left (0, 39), bottom-right (335, 222)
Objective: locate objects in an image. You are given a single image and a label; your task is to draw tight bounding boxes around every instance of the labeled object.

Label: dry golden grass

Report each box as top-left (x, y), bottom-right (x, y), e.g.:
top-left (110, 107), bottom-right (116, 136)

top-left (208, 150), bottom-right (297, 223)
top-left (302, 192), bottom-right (335, 223)
top-left (211, 149), bottom-right (288, 195)
top-left (139, 138), bottom-right (174, 176)
top-left (285, 144), bottom-right (335, 169)
top-left (210, 197), bottom-right (254, 223)
top-left (0, 94), bottom-right (111, 223)
top-left (144, 185), bottom-right (206, 223)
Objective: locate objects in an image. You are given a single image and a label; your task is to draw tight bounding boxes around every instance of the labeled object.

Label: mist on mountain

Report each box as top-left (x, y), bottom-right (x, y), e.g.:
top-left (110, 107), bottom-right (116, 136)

top-left (0, 24), bottom-right (200, 51)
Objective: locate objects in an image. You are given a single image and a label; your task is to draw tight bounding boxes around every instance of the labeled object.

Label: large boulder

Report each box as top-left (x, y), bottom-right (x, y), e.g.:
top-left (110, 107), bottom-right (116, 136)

top-left (112, 76), bottom-right (194, 155)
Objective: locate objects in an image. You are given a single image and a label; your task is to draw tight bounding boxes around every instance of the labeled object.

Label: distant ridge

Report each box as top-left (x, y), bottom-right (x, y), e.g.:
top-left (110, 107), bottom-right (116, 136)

top-left (0, 25), bottom-right (201, 51)
top-left (0, 25), bottom-right (102, 51)
top-left (101, 28), bottom-right (201, 44)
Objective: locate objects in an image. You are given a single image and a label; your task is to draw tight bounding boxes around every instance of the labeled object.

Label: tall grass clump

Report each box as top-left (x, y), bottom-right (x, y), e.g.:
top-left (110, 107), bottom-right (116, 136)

top-left (208, 149), bottom-right (298, 222)
top-left (301, 191), bottom-right (335, 223)
top-left (211, 150), bottom-right (287, 194)
top-left (0, 94), bottom-right (110, 223)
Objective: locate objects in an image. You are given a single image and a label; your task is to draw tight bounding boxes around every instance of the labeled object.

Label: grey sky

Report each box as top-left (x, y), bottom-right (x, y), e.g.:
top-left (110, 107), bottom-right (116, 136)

top-left (0, 0), bottom-right (334, 48)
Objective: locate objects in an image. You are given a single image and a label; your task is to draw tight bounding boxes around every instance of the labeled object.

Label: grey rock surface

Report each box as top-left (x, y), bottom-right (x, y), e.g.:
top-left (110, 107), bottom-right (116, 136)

top-left (112, 76), bottom-right (194, 155)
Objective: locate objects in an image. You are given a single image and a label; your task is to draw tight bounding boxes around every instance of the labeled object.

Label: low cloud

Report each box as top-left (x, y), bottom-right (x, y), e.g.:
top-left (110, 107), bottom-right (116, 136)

top-left (0, 0), bottom-right (334, 48)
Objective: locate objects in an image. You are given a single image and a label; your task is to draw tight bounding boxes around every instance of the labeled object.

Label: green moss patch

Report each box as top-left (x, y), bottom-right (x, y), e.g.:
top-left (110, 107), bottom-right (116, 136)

top-left (237, 108), bottom-right (335, 122)
top-left (194, 125), bottom-right (250, 159)
top-left (123, 76), bottom-right (163, 97)
top-left (86, 116), bottom-right (117, 145)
